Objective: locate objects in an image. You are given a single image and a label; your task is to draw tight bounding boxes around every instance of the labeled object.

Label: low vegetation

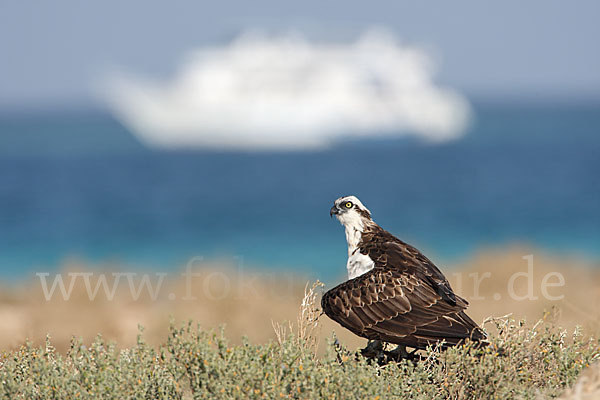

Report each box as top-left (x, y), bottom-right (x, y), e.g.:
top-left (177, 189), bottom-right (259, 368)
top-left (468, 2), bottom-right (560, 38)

top-left (0, 283), bottom-right (598, 399)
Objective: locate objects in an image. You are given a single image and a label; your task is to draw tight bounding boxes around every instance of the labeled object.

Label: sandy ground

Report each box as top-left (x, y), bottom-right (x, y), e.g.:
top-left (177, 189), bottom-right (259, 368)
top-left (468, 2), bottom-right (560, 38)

top-left (0, 246), bottom-right (598, 352)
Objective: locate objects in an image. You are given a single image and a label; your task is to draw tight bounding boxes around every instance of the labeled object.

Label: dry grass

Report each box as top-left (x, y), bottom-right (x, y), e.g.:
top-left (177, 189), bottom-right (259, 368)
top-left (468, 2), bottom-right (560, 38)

top-left (272, 281), bottom-right (324, 358)
top-left (0, 246), bottom-right (598, 354)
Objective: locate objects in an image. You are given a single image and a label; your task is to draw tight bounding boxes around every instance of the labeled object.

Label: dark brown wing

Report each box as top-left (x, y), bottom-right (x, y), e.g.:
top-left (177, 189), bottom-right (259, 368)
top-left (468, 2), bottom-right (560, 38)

top-left (321, 267), bottom-right (485, 349)
top-left (360, 231), bottom-right (458, 305)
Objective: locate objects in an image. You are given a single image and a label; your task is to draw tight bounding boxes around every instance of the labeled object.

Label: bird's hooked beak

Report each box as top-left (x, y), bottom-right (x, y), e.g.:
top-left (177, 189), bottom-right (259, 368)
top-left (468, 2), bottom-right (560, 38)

top-left (330, 205), bottom-right (340, 218)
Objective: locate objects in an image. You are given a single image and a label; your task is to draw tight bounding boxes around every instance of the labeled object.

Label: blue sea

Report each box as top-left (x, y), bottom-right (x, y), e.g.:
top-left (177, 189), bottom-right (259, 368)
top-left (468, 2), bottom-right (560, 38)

top-left (0, 101), bottom-right (599, 280)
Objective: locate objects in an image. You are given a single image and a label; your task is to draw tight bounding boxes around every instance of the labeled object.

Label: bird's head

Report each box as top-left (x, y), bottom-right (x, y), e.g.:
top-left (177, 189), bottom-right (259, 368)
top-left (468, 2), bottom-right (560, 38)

top-left (330, 195), bottom-right (372, 230)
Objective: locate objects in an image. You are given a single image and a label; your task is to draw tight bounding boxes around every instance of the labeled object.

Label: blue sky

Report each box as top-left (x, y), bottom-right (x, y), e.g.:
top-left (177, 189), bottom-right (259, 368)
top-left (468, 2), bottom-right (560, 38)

top-left (1, 0), bottom-right (599, 110)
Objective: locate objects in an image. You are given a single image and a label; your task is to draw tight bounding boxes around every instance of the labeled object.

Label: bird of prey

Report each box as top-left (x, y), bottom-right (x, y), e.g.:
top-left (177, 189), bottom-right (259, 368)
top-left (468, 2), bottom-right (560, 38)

top-left (322, 195), bottom-right (485, 357)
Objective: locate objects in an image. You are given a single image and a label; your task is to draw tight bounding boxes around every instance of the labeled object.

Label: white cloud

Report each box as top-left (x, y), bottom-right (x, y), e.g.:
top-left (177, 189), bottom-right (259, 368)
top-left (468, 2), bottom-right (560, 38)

top-left (103, 30), bottom-right (472, 150)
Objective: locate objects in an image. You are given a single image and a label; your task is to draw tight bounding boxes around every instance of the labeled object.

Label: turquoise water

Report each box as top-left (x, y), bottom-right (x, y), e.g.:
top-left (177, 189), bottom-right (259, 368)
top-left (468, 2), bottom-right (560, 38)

top-left (0, 102), bottom-right (598, 280)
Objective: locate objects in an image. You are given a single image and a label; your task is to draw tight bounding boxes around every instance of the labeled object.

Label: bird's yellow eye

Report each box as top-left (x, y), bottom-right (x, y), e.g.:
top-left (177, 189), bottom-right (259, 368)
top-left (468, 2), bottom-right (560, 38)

top-left (345, 202), bottom-right (353, 208)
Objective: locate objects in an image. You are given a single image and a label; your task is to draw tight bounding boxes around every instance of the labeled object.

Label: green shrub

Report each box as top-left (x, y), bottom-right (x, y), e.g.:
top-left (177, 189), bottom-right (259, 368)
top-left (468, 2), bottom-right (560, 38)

top-left (0, 286), bottom-right (598, 399)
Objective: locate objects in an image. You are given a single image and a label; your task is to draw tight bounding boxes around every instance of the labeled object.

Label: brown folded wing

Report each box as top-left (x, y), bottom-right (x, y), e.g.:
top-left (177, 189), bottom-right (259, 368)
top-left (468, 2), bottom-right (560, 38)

top-left (321, 267), bottom-right (485, 349)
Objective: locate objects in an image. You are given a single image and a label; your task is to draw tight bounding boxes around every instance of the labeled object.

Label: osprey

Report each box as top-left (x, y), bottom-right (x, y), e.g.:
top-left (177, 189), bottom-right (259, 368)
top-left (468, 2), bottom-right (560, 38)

top-left (322, 195), bottom-right (485, 355)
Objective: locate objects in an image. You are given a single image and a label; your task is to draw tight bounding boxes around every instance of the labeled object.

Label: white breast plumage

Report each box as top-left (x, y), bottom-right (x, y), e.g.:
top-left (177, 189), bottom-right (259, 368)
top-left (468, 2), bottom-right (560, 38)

top-left (342, 213), bottom-right (375, 279)
top-left (346, 250), bottom-right (375, 279)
